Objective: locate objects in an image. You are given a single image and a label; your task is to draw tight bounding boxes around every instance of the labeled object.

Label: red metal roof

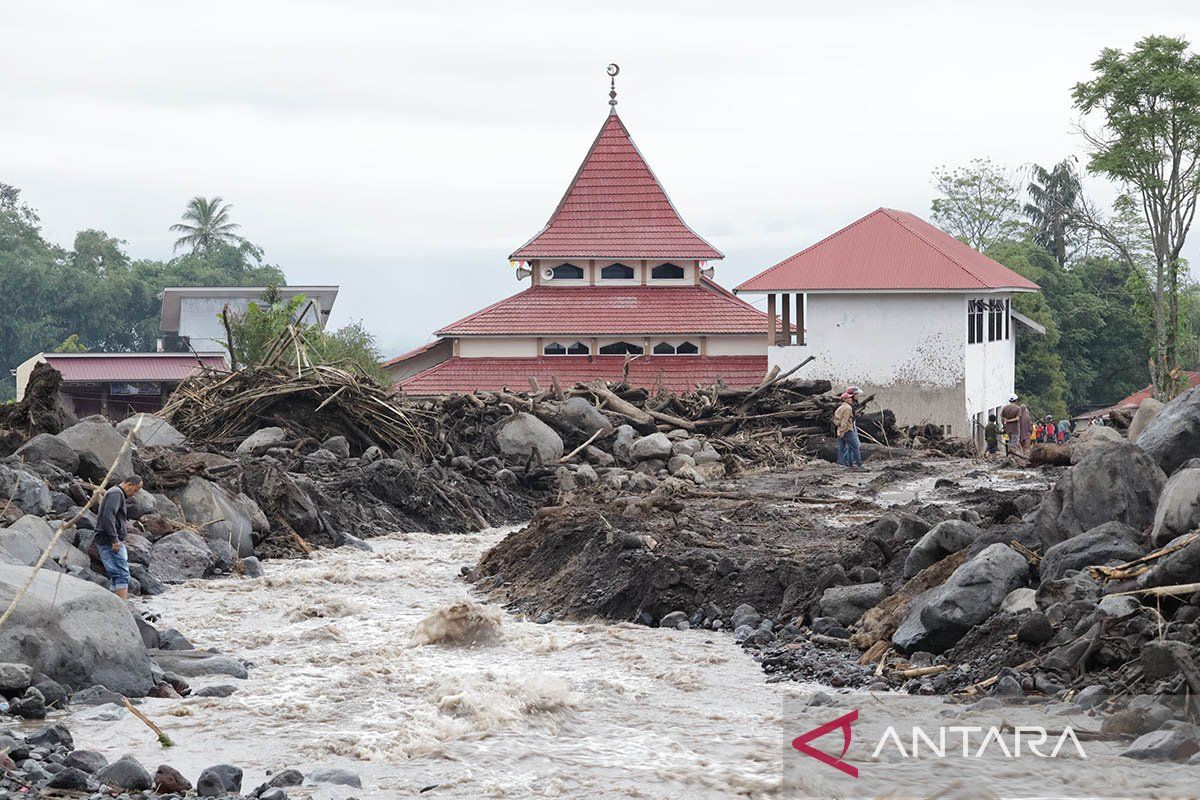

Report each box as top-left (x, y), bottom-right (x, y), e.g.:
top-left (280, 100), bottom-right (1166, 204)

top-left (398, 355), bottom-right (768, 395)
top-left (437, 280), bottom-right (765, 336)
top-left (1116, 372), bottom-right (1200, 408)
top-left (45, 354), bottom-right (227, 383)
top-left (381, 340), bottom-right (444, 369)
top-left (510, 112), bottom-right (723, 260)
top-left (736, 208), bottom-right (1041, 293)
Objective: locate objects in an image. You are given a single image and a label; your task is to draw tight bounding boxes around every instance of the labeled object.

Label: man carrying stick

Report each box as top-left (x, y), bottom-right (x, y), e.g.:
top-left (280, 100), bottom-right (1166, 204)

top-left (94, 475), bottom-right (143, 600)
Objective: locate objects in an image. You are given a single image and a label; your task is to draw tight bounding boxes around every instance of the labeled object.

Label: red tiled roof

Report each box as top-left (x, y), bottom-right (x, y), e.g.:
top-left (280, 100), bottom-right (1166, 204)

top-left (381, 340), bottom-right (443, 369)
top-left (398, 355), bottom-right (768, 395)
top-left (45, 354), bottom-right (227, 383)
top-left (510, 112), bottom-right (723, 260)
top-left (736, 208), bottom-right (1041, 293)
top-left (437, 280), bottom-right (765, 336)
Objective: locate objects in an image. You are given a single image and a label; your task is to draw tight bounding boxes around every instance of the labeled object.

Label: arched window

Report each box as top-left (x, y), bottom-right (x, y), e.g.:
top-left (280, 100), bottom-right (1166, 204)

top-left (544, 341), bottom-right (589, 356)
top-left (566, 341), bottom-right (589, 355)
top-left (599, 341), bottom-right (644, 355)
top-left (676, 341), bottom-right (699, 355)
top-left (550, 263), bottom-right (584, 280)
top-left (543, 342), bottom-right (566, 356)
top-left (651, 263), bottom-right (685, 280)
top-left (653, 342), bottom-right (675, 355)
top-left (601, 263), bottom-right (635, 280)
top-left (652, 341), bottom-right (700, 356)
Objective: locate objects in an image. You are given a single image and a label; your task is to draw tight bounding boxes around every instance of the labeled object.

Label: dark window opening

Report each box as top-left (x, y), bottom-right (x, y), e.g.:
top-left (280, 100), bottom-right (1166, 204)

top-left (651, 263), bottom-right (685, 279)
top-left (967, 299), bottom-right (985, 344)
top-left (601, 263), bottom-right (634, 280)
top-left (1005, 299), bottom-right (1011, 340)
top-left (550, 263), bottom-right (584, 280)
top-left (676, 341), bottom-right (699, 355)
top-left (543, 342), bottom-right (566, 356)
top-left (567, 341), bottom-right (589, 355)
top-left (653, 342), bottom-right (675, 355)
top-left (599, 341), bottom-right (644, 355)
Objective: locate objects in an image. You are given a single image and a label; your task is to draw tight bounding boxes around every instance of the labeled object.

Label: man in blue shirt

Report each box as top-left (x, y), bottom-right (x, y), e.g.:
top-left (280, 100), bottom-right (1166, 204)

top-left (94, 475), bottom-right (143, 599)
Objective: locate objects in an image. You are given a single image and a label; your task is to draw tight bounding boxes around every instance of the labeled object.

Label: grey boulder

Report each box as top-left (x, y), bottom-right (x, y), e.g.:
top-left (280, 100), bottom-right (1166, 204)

top-left (0, 565), bottom-right (154, 695)
top-left (1069, 424), bottom-right (1124, 465)
top-left (0, 464), bottom-right (52, 516)
top-left (96, 755), bottom-right (153, 790)
top-left (321, 435), bottom-right (351, 458)
top-left (177, 477), bottom-right (255, 556)
top-left (150, 650), bottom-right (248, 679)
top-left (1137, 384), bottom-right (1200, 474)
top-left (631, 432), bottom-right (673, 461)
top-left (116, 413), bottom-right (185, 448)
top-left (14, 433), bottom-right (78, 473)
top-left (495, 413), bottom-right (563, 464)
top-left (236, 426), bottom-right (287, 454)
top-left (1034, 444), bottom-right (1165, 549)
top-left (1128, 398), bottom-right (1164, 444)
top-left (903, 519), bottom-right (981, 578)
top-left (150, 530), bottom-right (216, 583)
top-left (1151, 463), bottom-right (1200, 547)
top-left (0, 515), bottom-right (89, 570)
top-left (1039, 521), bottom-right (1145, 583)
top-left (58, 416), bottom-right (133, 479)
top-left (819, 582), bottom-right (886, 625)
top-left (558, 397), bottom-right (611, 436)
top-left (307, 766), bottom-right (362, 788)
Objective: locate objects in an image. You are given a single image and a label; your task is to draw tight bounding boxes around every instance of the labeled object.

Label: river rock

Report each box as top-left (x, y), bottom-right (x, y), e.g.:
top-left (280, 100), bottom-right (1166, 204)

top-left (730, 604), bottom-right (761, 630)
top-left (1121, 728), bottom-right (1199, 761)
top-left (154, 764), bottom-right (191, 793)
top-left (269, 769), bottom-right (305, 787)
top-left (495, 413), bottom-right (563, 464)
top-left (47, 767), bottom-right (90, 791)
top-left (1069, 424), bottom-right (1124, 465)
top-left (0, 465), bottom-right (51, 516)
top-left (1034, 444), bottom-right (1165, 549)
top-left (667, 454), bottom-right (696, 475)
top-left (1129, 398), bottom-right (1164, 443)
top-left (631, 432), bottom-right (673, 461)
top-left (307, 766), bottom-right (362, 788)
top-left (11, 686), bottom-right (46, 718)
top-left (894, 544), bottom-right (1029, 654)
top-left (129, 563), bottom-right (165, 595)
top-left (199, 763), bottom-right (242, 794)
top-left (58, 416), bottom-right (133, 479)
top-left (240, 556), bottom-right (264, 578)
top-left (96, 755), bottom-right (152, 790)
top-left (558, 397), bottom-right (611, 436)
top-left (177, 477), bottom-right (255, 556)
top-left (116, 413), bottom-right (185, 448)
top-left (126, 489), bottom-right (156, 520)
top-left (1000, 587), bottom-right (1037, 614)
top-left (150, 650), bottom-right (248, 679)
top-left (672, 439), bottom-right (704, 458)
top-left (14, 433), bottom-right (78, 473)
top-left (658, 610), bottom-right (689, 630)
top-left (0, 563), bottom-right (157, 695)
top-left (1039, 521), bottom-right (1146, 583)
top-left (206, 538), bottom-right (238, 572)
top-left (150, 530), bottom-right (215, 583)
top-left (1138, 385), bottom-right (1200, 475)
top-left (903, 519), bottom-right (981, 578)
top-left (124, 532), bottom-right (153, 567)
top-left (819, 582), bottom-right (886, 625)
top-left (0, 662), bottom-right (32, 693)
top-left (1151, 464), bottom-right (1200, 547)
top-left (65, 750), bottom-right (108, 773)
top-left (321, 435), bottom-right (351, 458)
top-left (236, 426), bottom-right (287, 454)
top-left (693, 444), bottom-right (721, 465)
top-left (0, 515), bottom-right (89, 570)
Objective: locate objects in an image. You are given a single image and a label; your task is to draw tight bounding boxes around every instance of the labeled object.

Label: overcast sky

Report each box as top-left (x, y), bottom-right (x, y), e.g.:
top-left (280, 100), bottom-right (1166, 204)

top-left (4, 1), bottom-right (1198, 356)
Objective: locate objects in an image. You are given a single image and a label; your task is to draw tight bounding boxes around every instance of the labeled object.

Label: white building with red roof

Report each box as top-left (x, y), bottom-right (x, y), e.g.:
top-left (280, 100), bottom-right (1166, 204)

top-left (736, 208), bottom-right (1042, 441)
top-left (386, 85), bottom-right (768, 395)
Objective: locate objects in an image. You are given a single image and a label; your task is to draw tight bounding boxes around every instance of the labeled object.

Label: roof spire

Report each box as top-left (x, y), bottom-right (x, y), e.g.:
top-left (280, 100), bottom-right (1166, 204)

top-left (607, 63), bottom-right (619, 112)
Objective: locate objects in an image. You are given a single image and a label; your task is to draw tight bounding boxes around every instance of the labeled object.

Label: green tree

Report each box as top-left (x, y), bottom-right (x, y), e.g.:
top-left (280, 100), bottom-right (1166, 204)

top-left (1072, 35), bottom-right (1200, 398)
top-left (53, 334), bottom-right (89, 353)
top-left (931, 158), bottom-right (1027, 251)
top-left (170, 196), bottom-right (242, 254)
top-left (1024, 158), bottom-right (1082, 266)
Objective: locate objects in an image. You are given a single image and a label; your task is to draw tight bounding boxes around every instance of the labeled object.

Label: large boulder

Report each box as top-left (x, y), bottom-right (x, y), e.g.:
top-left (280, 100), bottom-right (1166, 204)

top-left (115, 414), bottom-right (185, 448)
top-left (0, 565), bottom-right (154, 695)
top-left (1039, 521), bottom-right (1146, 583)
top-left (893, 543), bottom-right (1029, 654)
top-left (903, 520), bottom-right (981, 578)
top-left (1151, 463), bottom-right (1200, 547)
top-left (495, 413), bottom-right (563, 464)
top-left (1138, 385), bottom-right (1200, 475)
top-left (818, 582), bottom-right (886, 625)
top-left (1069, 424), bottom-right (1124, 465)
top-left (235, 427), bottom-right (287, 455)
top-left (557, 397), bottom-right (611, 436)
top-left (1034, 444), bottom-right (1166, 549)
top-left (177, 477), bottom-right (255, 556)
top-left (1129, 398), bottom-right (1164, 444)
top-left (14, 433), bottom-right (78, 473)
top-left (57, 416), bottom-right (133, 479)
top-left (0, 464), bottom-right (51, 516)
top-left (150, 531), bottom-right (216, 583)
top-left (0, 515), bottom-right (89, 570)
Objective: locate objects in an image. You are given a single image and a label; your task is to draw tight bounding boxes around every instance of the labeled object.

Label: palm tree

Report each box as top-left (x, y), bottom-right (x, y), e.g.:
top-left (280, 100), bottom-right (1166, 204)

top-left (1024, 159), bottom-right (1082, 266)
top-left (170, 196), bottom-right (242, 253)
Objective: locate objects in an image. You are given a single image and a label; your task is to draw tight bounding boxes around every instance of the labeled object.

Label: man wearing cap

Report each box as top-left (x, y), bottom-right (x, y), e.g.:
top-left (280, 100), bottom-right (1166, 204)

top-left (1000, 395), bottom-right (1023, 456)
top-left (833, 387), bottom-right (864, 469)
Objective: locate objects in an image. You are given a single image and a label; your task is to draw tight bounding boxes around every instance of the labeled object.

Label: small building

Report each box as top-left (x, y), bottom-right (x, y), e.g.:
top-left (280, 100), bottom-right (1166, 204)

top-left (385, 85), bottom-right (768, 395)
top-left (158, 285), bottom-right (339, 356)
top-left (736, 208), bottom-right (1041, 441)
top-left (14, 352), bottom-right (227, 419)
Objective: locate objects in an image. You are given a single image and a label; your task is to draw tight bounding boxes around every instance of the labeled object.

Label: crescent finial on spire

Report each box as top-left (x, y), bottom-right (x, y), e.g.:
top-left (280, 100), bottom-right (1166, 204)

top-left (607, 63), bottom-right (619, 112)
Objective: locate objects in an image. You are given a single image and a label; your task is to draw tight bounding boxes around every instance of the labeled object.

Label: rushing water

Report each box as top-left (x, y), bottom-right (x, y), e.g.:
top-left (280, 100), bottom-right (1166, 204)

top-left (59, 526), bottom-right (1197, 799)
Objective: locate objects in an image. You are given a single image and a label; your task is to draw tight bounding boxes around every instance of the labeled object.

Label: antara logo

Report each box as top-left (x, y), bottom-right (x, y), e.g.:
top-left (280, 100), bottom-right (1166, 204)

top-left (792, 709), bottom-right (859, 778)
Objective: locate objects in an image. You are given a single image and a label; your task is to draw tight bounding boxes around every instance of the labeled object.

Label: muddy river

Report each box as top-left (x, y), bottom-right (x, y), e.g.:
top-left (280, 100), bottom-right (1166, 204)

top-left (56, 479), bottom-right (1197, 798)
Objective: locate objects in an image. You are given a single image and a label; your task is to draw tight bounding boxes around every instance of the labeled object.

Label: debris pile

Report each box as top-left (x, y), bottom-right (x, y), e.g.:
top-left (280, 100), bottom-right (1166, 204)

top-left (0, 362), bottom-right (78, 454)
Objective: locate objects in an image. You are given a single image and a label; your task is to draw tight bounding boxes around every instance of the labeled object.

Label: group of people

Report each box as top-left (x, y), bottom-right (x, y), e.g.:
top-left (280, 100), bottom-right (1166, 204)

top-left (985, 394), bottom-right (1073, 458)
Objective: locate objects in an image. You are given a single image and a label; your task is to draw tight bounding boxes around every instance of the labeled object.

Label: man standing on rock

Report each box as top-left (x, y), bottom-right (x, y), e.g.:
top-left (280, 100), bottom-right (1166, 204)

top-left (1000, 395), bottom-right (1023, 456)
top-left (834, 387), bottom-right (863, 469)
top-left (95, 475), bottom-right (142, 600)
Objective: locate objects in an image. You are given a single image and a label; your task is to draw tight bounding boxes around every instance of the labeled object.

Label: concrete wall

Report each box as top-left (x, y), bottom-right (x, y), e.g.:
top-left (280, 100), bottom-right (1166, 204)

top-left (769, 293), bottom-right (969, 431)
top-left (383, 339), bottom-right (453, 383)
top-left (705, 335), bottom-right (763, 356)
top-left (14, 354), bottom-right (46, 400)
top-left (964, 300), bottom-right (1016, 441)
top-left (458, 338), bottom-right (539, 357)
